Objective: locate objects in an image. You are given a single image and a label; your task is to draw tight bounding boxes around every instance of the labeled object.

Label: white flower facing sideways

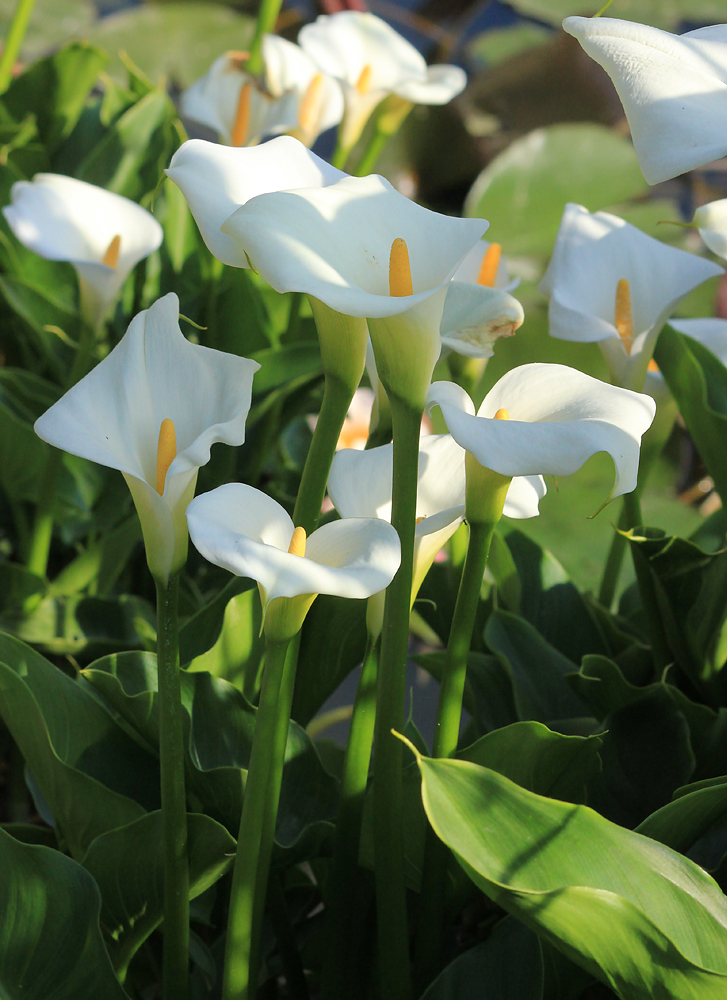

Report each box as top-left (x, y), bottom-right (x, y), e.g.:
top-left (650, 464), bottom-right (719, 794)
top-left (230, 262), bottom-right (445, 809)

top-left (563, 16), bottom-right (727, 185)
top-left (541, 203), bottom-right (723, 391)
top-left (181, 36), bottom-right (344, 149)
top-left (34, 293), bottom-right (259, 583)
top-left (299, 10), bottom-right (466, 151)
top-left (328, 431), bottom-right (545, 622)
top-left (427, 364), bottom-right (656, 513)
top-left (441, 240), bottom-right (524, 359)
top-left (221, 171), bottom-right (487, 407)
top-left (3, 173), bottom-right (163, 330)
top-left (186, 483), bottom-right (401, 643)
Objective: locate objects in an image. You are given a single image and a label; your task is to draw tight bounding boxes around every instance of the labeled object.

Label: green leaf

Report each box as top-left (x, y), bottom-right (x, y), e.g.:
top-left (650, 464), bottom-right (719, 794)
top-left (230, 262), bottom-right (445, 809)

top-left (186, 588), bottom-right (265, 701)
top-left (1, 43), bottom-right (107, 154)
top-left (250, 343), bottom-right (323, 397)
top-left (0, 633), bottom-right (153, 858)
top-left (485, 609), bottom-right (588, 723)
top-left (421, 917), bottom-right (544, 1000)
top-left (637, 777), bottom-right (727, 855)
top-left (414, 750), bottom-right (727, 999)
top-left (464, 124), bottom-right (648, 257)
top-left (0, 826), bottom-right (128, 999)
top-left (178, 575), bottom-right (256, 665)
top-left (654, 325), bottom-right (727, 506)
top-left (0, 0), bottom-right (96, 64)
top-left (86, 2), bottom-right (254, 90)
top-left (82, 811), bottom-right (235, 976)
top-left (506, 0), bottom-right (727, 31)
top-left (49, 516), bottom-right (142, 597)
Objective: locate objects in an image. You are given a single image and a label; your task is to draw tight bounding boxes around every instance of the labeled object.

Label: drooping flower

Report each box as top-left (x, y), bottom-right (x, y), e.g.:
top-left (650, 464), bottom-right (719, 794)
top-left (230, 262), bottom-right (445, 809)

top-left (563, 17), bottom-right (727, 185)
top-left (441, 241), bottom-right (524, 359)
top-left (34, 293), bottom-right (259, 583)
top-left (328, 431), bottom-right (544, 614)
top-left (3, 173), bottom-right (163, 329)
top-left (181, 37), bottom-right (344, 149)
top-left (540, 203), bottom-right (723, 390)
top-left (166, 135), bottom-right (346, 268)
top-left (221, 172), bottom-right (487, 406)
top-left (299, 10), bottom-right (466, 151)
top-left (186, 482), bottom-right (401, 642)
top-left (426, 364), bottom-right (656, 518)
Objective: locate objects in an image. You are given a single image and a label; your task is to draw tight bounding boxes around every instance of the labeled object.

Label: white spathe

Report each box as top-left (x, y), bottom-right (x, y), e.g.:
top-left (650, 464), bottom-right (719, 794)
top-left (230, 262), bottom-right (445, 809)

top-left (694, 199), bottom-right (727, 260)
top-left (440, 282), bottom-right (524, 359)
top-left (34, 293), bottom-right (259, 583)
top-left (563, 16), bottom-right (727, 185)
top-left (299, 11), bottom-right (466, 149)
top-left (186, 482), bottom-right (401, 605)
top-left (3, 173), bottom-right (163, 329)
top-left (427, 364), bottom-right (656, 501)
top-left (166, 135), bottom-right (346, 268)
top-left (329, 433), bottom-right (544, 600)
top-left (453, 240), bottom-right (519, 292)
top-left (181, 38), bottom-right (343, 148)
top-left (540, 203), bottom-right (723, 389)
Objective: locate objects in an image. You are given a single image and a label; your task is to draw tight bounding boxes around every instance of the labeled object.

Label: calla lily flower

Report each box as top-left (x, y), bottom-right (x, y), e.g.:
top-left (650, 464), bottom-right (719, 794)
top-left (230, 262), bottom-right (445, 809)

top-left (299, 11), bottom-right (466, 151)
top-left (562, 17), bottom-right (727, 185)
top-left (3, 173), bottom-right (163, 329)
top-left (221, 172), bottom-right (487, 406)
top-left (34, 293), bottom-right (259, 583)
top-left (540, 203), bottom-right (723, 390)
top-left (186, 482), bottom-right (401, 642)
top-left (329, 432), bottom-right (544, 614)
top-left (694, 199), bottom-right (727, 260)
top-left (181, 37), bottom-right (344, 149)
top-left (426, 364), bottom-right (656, 507)
top-left (166, 135), bottom-right (345, 269)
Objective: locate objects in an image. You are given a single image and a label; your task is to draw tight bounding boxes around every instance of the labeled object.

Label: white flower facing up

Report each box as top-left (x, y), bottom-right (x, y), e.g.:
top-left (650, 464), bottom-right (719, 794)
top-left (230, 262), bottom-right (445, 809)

top-left (3, 173), bottom-right (163, 329)
top-left (181, 37), bottom-right (344, 149)
top-left (299, 11), bottom-right (466, 151)
top-left (34, 293), bottom-right (259, 583)
top-left (441, 241), bottom-right (524, 359)
top-left (540, 203), bottom-right (723, 390)
top-left (563, 17), bottom-right (727, 185)
top-left (426, 364), bottom-right (656, 514)
top-left (328, 431), bottom-right (544, 610)
top-left (166, 135), bottom-right (346, 269)
top-left (221, 172), bottom-right (487, 406)
top-left (186, 482), bottom-right (401, 642)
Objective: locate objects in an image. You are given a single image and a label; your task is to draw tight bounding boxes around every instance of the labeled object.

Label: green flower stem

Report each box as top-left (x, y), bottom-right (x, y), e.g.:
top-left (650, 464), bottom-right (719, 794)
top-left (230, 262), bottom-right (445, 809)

top-left (293, 374), bottom-right (354, 534)
top-left (414, 519), bottom-right (497, 992)
top-left (373, 393), bottom-right (422, 1000)
top-left (246, 0), bottom-right (284, 75)
top-left (331, 135), bottom-right (354, 171)
top-left (321, 632), bottom-right (379, 1000)
top-left (0, 0), bottom-right (37, 93)
top-left (155, 573), bottom-right (190, 1000)
top-left (354, 130), bottom-right (389, 177)
top-left (598, 488), bottom-right (643, 610)
top-left (25, 320), bottom-right (97, 584)
top-left (355, 98), bottom-right (413, 177)
top-left (222, 636), bottom-right (296, 1000)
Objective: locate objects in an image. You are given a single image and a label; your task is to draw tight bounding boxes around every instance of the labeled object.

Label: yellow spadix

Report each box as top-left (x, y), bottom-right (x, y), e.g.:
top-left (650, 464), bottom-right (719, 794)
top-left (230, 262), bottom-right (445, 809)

top-left (231, 82), bottom-right (252, 147)
top-left (615, 278), bottom-right (633, 354)
top-left (288, 526), bottom-right (307, 557)
top-left (102, 235), bottom-right (121, 268)
top-left (477, 243), bottom-right (502, 288)
top-left (389, 238), bottom-right (413, 297)
top-left (155, 418), bottom-right (176, 496)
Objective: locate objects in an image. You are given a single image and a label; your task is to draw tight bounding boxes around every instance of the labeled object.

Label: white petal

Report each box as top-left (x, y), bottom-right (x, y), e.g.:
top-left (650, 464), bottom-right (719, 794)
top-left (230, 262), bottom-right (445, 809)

top-left (694, 199), bottom-right (727, 260)
top-left (187, 482), bottom-right (400, 601)
top-left (394, 64), bottom-right (466, 105)
top-left (453, 240), bottom-right (519, 291)
top-left (669, 317), bottom-right (727, 367)
top-left (221, 173), bottom-right (488, 317)
top-left (431, 365), bottom-right (655, 498)
top-left (502, 476), bottom-right (546, 519)
top-left (427, 380), bottom-right (477, 417)
top-left (563, 17), bottom-right (727, 185)
top-left (34, 293), bottom-right (259, 487)
top-left (440, 281), bottom-right (524, 358)
top-left (299, 11), bottom-right (426, 91)
top-left (166, 136), bottom-right (346, 267)
top-left (541, 203), bottom-right (722, 344)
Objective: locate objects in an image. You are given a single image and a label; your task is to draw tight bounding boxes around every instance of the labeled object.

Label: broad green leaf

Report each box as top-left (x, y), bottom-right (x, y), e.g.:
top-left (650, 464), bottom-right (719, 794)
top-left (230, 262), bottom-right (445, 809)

top-left (464, 124), bottom-right (648, 257)
top-left (87, 2), bottom-right (254, 88)
top-left (0, 633), bottom-right (152, 858)
top-left (210, 266), bottom-right (274, 357)
top-left (654, 325), bottom-right (727, 506)
top-left (506, 0), bottom-right (727, 30)
top-left (82, 811), bottom-right (235, 976)
top-left (421, 916), bottom-right (543, 1000)
top-left (485, 609), bottom-right (588, 723)
top-left (186, 588), bottom-right (265, 701)
top-left (178, 575), bottom-right (256, 665)
top-left (49, 516), bottom-right (142, 597)
top-left (1, 43), bottom-right (107, 154)
top-left (250, 343), bottom-right (323, 396)
top-left (0, 396), bottom-right (49, 502)
top-left (414, 749), bottom-right (727, 999)
top-left (0, 827), bottom-right (128, 999)
top-left (467, 23), bottom-right (552, 68)
top-left (637, 777), bottom-right (727, 855)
